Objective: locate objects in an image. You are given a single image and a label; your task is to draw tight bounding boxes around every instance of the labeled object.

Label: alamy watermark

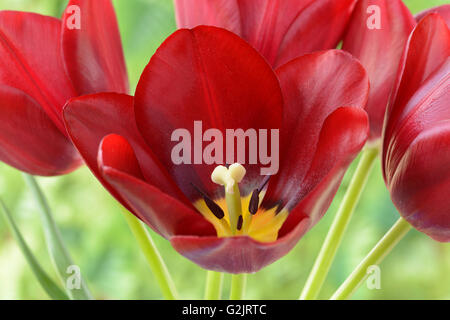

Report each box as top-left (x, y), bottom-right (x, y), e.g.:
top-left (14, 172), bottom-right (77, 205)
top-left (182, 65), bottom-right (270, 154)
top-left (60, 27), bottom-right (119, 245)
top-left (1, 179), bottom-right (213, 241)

top-left (366, 5), bottom-right (381, 30)
top-left (66, 265), bottom-right (81, 290)
top-left (65, 5), bottom-right (81, 30)
top-left (366, 265), bottom-right (381, 290)
top-left (171, 121), bottom-right (279, 175)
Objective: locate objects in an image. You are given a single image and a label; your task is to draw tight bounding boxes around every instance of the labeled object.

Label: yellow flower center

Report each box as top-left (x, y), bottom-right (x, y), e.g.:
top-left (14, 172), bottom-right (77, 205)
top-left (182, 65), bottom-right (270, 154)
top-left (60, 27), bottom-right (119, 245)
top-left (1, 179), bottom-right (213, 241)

top-left (194, 163), bottom-right (288, 242)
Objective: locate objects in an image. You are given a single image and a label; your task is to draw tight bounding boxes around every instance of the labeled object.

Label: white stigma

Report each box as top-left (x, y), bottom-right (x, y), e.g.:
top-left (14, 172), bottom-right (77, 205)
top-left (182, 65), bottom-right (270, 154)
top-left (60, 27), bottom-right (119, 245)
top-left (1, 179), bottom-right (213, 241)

top-left (211, 163), bottom-right (246, 194)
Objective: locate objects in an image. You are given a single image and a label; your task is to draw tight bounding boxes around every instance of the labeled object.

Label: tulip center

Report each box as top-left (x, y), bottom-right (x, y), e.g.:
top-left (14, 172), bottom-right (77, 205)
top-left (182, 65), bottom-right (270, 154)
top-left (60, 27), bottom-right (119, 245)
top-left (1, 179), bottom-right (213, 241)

top-left (193, 163), bottom-right (288, 242)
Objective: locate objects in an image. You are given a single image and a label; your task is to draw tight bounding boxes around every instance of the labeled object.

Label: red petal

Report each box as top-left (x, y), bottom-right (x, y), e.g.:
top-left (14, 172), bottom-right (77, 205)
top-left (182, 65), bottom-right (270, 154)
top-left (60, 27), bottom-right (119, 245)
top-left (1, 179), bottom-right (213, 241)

top-left (63, 93), bottom-right (186, 204)
top-left (98, 134), bottom-right (144, 180)
top-left (62, 0), bottom-right (129, 95)
top-left (0, 11), bottom-right (75, 133)
top-left (383, 14), bottom-right (450, 180)
top-left (170, 217), bottom-right (311, 273)
top-left (0, 85), bottom-right (80, 175)
top-left (175, 0), bottom-right (241, 35)
top-left (416, 5), bottom-right (450, 28)
top-left (274, 0), bottom-right (357, 67)
top-left (174, 0), bottom-right (357, 67)
top-left (99, 147), bottom-right (215, 239)
top-left (134, 26), bottom-right (283, 200)
top-left (343, 0), bottom-right (415, 140)
top-left (279, 106), bottom-right (368, 235)
top-left (263, 50), bottom-right (369, 209)
top-left (389, 124), bottom-right (450, 242)
top-left (236, 0), bottom-right (314, 66)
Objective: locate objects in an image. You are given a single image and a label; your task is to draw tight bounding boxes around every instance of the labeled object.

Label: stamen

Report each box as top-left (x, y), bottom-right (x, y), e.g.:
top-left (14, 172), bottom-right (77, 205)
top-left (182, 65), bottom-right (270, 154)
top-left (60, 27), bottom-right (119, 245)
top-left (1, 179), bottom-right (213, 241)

top-left (191, 183), bottom-right (224, 219)
top-left (237, 215), bottom-right (243, 231)
top-left (249, 189), bottom-right (260, 215)
top-left (248, 175), bottom-right (272, 215)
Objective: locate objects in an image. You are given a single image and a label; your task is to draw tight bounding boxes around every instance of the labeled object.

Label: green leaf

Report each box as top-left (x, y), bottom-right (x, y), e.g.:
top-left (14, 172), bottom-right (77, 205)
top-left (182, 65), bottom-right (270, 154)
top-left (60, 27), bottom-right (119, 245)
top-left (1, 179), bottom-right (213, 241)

top-left (0, 199), bottom-right (69, 300)
top-left (22, 174), bottom-right (92, 300)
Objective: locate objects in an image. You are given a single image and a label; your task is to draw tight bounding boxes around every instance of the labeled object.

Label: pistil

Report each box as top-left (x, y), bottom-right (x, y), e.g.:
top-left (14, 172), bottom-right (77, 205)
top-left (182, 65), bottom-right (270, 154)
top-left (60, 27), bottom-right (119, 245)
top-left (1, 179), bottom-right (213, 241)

top-left (211, 163), bottom-right (246, 234)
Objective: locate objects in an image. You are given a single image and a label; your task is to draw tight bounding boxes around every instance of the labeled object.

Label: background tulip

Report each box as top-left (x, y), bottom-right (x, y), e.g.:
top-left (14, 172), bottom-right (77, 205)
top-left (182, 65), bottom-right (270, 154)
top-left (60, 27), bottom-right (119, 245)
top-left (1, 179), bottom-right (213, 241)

top-left (174, 0), bottom-right (358, 67)
top-left (382, 13), bottom-right (450, 242)
top-left (0, 0), bottom-right (128, 176)
top-left (343, 0), bottom-right (416, 141)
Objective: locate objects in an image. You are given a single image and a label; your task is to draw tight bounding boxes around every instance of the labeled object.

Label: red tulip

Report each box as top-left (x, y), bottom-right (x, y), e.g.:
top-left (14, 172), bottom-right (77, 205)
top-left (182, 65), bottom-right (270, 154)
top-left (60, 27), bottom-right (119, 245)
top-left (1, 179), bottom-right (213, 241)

top-left (63, 26), bottom-right (369, 273)
top-left (382, 14), bottom-right (450, 242)
top-left (343, 0), bottom-right (416, 141)
top-left (0, 0), bottom-right (128, 176)
top-left (174, 0), bottom-right (358, 67)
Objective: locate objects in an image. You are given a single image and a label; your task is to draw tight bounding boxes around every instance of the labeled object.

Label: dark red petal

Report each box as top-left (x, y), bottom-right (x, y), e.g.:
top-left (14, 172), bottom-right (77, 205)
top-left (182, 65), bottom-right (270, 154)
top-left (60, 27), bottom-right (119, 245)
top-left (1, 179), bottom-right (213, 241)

top-left (62, 0), bottom-right (129, 95)
top-left (416, 5), bottom-right (450, 28)
top-left (343, 0), bottom-right (415, 140)
top-left (134, 26), bottom-right (283, 200)
top-left (99, 160), bottom-right (215, 239)
top-left (0, 85), bottom-right (81, 176)
top-left (63, 93), bottom-right (186, 205)
top-left (384, 59), bottom-right (449, 182)
top-left (0, 11), bottom-right (76, 133)
top-left (383, 14), bottom-right (450, 180)
top-left (170, 217), bottom-right (311, 273)
top-left (389, 124), bottom-right (450, 242)
top-left (279, 107), bottom-right (368, 235)
top-left (174, 0), bottom-right (356, 67)
top-left (274, 0), bottom-right (357, 67)
top-left (263, 50), bottom-right (369, 209)
top-left (236, 0), bottom-right (315, 66)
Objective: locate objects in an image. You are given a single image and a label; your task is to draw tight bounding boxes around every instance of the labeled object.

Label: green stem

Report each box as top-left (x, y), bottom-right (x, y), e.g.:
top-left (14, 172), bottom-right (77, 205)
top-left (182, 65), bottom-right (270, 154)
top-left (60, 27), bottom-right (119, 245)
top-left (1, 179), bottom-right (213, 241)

top-left (204, 271), bottom-right (224, 300)
top-left (122, 209), bottom-right (178, 300)
top-left (0, 199), bottom-right (69, 300)
top-left (331, 218), bottom-right (412, 300)
top-left (22, 174), bottom-right (92, 300)
top-left (300, 147), bottom-right (379, 300)
top-left (230, 274), bottom-right (247, 300)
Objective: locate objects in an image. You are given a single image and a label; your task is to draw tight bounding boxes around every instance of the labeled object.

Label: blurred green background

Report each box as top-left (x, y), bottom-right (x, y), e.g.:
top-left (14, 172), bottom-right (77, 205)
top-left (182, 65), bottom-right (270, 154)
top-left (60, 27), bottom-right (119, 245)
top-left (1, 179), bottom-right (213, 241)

top-left (0, 0), bottom-right (449, 300)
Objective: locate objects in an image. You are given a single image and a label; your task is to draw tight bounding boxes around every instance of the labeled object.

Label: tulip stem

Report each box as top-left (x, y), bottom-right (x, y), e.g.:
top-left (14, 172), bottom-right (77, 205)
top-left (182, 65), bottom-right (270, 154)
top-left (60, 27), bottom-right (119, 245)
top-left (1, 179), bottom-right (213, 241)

top-left (122, 208), bottom-right (178, 300)
top-left (331, 217), bottom-right (412, 300)
top-left (22, 174), bottom-right (92, 300)
top-left (204, 271), bottom-right (224, 300)
top-left (230, 274), bottom-right (247, 300)
top-left (300, 147), bottom-right (379, 300)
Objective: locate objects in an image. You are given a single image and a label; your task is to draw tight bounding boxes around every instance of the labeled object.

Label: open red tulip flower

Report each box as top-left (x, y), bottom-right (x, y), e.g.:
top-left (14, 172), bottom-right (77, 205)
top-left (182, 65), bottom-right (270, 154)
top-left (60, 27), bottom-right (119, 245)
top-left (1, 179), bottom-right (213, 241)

top-left (382, 14), bottom-right (450, 242)
top-left (0, 0), bottom-right (128, 176)
top-left (63, 26), bottom-right (369, 273)
top-left (343, 0), bottom-right (416, 142)
top-left (174, 0), bottom-right (358, 68)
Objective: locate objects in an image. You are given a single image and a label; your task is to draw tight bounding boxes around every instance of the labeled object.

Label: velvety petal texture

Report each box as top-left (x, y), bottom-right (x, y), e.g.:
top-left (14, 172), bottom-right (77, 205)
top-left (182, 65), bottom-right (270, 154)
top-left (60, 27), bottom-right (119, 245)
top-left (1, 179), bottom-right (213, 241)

top-left (174, 0), bottom-right (357, 67)
top-left (343, 0), bottom-right (415, 140)
top-left (0, 1), bottom-right (128, 176)
top-left (0, 11), bottom-right (75, 132)
top-left (63, 93), bottom-right (187, 208)
top-left (65, 26), bottom-right (369, 273)
top-left (382, 14), bottom-right (450, 242)
top-left (0, 85), bottom-right (81, 175)
top-left (62, 0), bottom-right (129, 95)
top-left (0, 11), bottom-right (80, 175)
